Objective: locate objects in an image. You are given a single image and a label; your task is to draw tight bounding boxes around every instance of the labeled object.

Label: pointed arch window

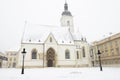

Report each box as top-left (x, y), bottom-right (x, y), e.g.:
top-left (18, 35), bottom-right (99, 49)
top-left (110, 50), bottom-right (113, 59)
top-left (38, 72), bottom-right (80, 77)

top-left (31, 49), bottom-right (37, 59)
top-left (50, 37), bottom-right (52, 42)
top-left (76, 51), bottom-right (79, 59)
top-left (65, 49), bottom-right (70, 59)
top-left (82, 47), bottom-right (86, 57)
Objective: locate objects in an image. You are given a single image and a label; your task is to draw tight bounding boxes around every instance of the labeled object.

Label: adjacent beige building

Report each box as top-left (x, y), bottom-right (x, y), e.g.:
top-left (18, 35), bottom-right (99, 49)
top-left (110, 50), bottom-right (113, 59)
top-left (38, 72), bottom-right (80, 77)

top-left (6, 51), bottom-right (18, 68)
top-left (0, 52), bottom-right (8, 68)
top-left (90, 33), bottom-right (120, 67)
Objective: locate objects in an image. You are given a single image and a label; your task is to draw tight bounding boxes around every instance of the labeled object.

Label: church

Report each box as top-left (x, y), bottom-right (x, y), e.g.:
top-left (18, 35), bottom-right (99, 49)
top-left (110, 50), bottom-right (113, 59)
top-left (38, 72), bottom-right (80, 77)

top-left (17, 2), bottom-right (91, 68)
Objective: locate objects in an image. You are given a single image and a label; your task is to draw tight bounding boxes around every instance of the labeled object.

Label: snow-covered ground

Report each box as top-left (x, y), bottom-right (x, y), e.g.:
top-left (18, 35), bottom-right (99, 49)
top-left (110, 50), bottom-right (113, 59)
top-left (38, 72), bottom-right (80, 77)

top-left (0, 67), bottom-right (120, 80)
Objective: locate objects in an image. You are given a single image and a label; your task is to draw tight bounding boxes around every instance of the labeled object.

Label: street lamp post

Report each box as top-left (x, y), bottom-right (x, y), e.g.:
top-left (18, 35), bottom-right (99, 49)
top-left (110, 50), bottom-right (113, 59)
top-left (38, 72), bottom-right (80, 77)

top-left (21, 48), bottom-right (26, 74)
top-left (98, 50), bottom-right (103, 71)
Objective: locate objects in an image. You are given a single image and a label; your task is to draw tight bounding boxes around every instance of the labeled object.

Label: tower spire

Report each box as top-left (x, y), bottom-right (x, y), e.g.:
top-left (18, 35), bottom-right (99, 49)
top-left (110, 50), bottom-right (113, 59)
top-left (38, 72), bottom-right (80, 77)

top-left (64, 0), bottom-right (68, 11)
top-left (61, 1), bottom-right (74, 32)
top-left (62, 0), bottom-right (72, 16)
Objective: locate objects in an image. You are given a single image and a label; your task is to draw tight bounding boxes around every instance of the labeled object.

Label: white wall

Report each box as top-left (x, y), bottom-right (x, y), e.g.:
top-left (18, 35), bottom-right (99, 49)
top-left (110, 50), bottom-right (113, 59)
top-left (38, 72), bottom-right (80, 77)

top-left (17, 43), bottom-right (44, 67)
top-left (56, 44), bottom-right (76, 66)
top-left (17, 37), bottom-right (91, 68)
top-left (74, 41), bottom-right (91, 66)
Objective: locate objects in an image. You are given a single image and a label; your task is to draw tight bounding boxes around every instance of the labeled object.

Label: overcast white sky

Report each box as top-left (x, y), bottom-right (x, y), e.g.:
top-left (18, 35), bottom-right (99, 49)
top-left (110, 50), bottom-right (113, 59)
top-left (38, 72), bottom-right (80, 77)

top-left (0, 0), bottom-right (120, 52)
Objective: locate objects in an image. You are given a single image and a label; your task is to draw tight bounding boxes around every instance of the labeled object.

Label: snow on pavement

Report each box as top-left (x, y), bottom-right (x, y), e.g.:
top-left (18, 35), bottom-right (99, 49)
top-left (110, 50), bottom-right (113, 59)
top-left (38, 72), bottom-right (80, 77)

top-left (0, 67), bottom-right (120, 80)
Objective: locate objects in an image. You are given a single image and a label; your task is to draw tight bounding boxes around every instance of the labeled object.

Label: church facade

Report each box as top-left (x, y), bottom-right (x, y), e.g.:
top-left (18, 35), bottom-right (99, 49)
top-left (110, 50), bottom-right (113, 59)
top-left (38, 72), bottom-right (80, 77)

top-left (17, 2), bottom-right (91, 68)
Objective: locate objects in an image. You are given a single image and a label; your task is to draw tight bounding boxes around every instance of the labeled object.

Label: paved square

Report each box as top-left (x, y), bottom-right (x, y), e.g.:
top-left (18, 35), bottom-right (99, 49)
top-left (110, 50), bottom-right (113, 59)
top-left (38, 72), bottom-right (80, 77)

top-left (0, 67), bottom-right (120, 80)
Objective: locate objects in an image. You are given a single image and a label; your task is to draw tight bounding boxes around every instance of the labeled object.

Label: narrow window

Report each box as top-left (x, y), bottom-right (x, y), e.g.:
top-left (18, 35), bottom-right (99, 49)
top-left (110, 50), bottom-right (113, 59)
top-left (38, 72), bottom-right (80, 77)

top-left (111, 49), bottom-right (114, 55)
top-left (32, 49), bottom-right (37, 59)
top-left (67, 21), bottom-right (70, 26)
top-left (115, 41), bottom-right (118, 46)
top-left (82, 47), bottom-right (86, 57)
top-left (116, 48), bottom-right (119, 55)
top-left (39, 54), bottom-right (41, 59)
top-left (65, 49), bottom-right (70, 59)
top-left (50, 37), bottom-right (52, 42)
top-left (14, 58), bottom-right (16, 61)
top-left (77, 51), bottom-right (79, 59)
top-left (12, 63), bottom-right (16, 68)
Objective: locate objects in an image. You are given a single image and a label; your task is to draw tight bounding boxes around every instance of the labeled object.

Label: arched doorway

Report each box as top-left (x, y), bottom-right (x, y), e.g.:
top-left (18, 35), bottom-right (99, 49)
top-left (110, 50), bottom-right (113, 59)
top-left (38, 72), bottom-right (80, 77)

top-left (46, 48), bottom-right (55, 67)
top-left (47, 60), bottom-right (53, 67)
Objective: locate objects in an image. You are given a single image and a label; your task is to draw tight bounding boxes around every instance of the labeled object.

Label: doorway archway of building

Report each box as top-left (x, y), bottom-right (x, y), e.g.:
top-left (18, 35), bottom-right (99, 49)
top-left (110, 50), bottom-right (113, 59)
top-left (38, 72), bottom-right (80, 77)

top-left (46, 48), bottom-right (55, 67)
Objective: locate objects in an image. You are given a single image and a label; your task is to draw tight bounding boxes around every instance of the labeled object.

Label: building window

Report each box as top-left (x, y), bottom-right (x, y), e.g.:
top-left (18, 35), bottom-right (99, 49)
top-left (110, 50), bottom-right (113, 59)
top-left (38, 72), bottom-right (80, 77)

top-left (12, 63), bottom-right (16, 68)
top-left (105, 50), bottom-right (108, 56)
top-left (14, 58), bottom-right (16, 61)
top-left (31, 49), bottom-right (37, 59)
top-left (10, 58), bottom-right (12, 61)
top-left (67, 21), bottom-right (70, 26)
top-left (119, 59), bottom-right (120, 63)
top-left (50, 37), bottom-right (52, 42)
top-left (65, 49), bottom-right (70, 59)
top-left (116, 48), bottom-right (119, 55)
top-left (9, 63), bottom-right (11, 68)
top-left (39, 54), bottom-right (41, 59)
top-left (76, 45), bottom-right (80, 49)
top-left (111, 49), bottom-right (114, 56)
top-left (115, 41), bottom-right (118, 46)
top-left (76, 51), bottom-right (79, 59)
top-left (90, 49), bottom-right (94, 59)
top-left (82, 47), bottom-right (85, 57)
top-left (102, 45), bottom-right (104, 50)
top-left (105, 44), bottom-right (107, 50)
top-left (100, 45), bottom-right (103, 50)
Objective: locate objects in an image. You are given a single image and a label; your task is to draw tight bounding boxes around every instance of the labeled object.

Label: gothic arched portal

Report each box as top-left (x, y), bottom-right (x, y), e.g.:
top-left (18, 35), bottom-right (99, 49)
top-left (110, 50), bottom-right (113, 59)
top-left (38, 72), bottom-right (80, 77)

top-left (46, 48), bottom-right (55, 67)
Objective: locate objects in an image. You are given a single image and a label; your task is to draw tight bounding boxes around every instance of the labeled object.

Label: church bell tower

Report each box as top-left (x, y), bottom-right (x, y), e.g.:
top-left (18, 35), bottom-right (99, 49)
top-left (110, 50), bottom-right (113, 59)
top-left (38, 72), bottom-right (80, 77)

top-left (60, 1), bottom-right (74, 32)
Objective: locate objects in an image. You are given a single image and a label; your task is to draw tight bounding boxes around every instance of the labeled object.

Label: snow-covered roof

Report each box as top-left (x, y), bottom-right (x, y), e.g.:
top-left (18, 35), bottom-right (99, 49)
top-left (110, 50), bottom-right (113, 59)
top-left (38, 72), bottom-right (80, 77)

top-left (22, 23), bottom-right (76, 44)
top-left (71, 32), bottom-right (83, 41)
